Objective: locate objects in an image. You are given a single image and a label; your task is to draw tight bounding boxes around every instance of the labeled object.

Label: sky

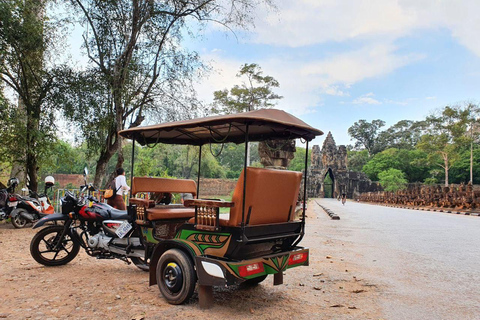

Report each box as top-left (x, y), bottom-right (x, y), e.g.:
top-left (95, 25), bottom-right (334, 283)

top-left (182, 0), bottom-right (480, 148)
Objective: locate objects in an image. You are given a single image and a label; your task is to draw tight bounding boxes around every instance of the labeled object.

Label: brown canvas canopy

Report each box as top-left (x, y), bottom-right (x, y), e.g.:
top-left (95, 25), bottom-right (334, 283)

top-left (119, 109), bottom-right (323, 146)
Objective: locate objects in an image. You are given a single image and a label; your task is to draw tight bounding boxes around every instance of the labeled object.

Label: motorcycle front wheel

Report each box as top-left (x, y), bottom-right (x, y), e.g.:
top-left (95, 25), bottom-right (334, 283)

top-left (11, 209), bottom-right (28, 228)
top-left (30, 225), bottom-right (80, 266)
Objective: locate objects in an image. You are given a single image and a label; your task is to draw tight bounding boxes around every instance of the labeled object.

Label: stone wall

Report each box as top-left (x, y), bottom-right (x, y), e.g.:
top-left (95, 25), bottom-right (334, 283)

top-left (53, 174), bottom-right (238, 197)
top-left (199, 178), bottom-right (237, 197)
top-left (358, 183), bottom-right (480, 210)
top-left (52, 174), bottom-right (85, 188)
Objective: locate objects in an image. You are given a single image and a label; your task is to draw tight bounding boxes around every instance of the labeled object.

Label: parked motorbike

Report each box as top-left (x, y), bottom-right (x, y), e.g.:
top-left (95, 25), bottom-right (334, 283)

top-left (30, 168), bottom-right (150, 271)
top-left (10, 176), bottom-right (55, 228)
top-left (0, 178), bottom-right (20, 221)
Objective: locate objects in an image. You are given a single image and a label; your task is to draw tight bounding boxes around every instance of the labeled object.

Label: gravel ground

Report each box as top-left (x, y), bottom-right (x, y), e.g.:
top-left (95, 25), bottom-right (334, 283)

top-left (0, 201), bottom-right (383, 320)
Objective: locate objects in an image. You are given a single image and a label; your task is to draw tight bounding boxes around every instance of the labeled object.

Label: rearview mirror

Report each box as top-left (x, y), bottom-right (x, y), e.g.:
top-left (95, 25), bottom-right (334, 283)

top-left (84, 167), bottom-right (89, 176)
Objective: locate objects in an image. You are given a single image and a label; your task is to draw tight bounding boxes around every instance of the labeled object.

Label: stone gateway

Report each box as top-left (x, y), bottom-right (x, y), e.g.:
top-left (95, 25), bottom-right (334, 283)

top-left (307, 132), bottom-right (380, 199)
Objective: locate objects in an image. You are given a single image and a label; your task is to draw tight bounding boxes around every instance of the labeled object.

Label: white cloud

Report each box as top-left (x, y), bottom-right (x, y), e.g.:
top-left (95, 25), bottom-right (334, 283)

top-left (300, 43), bottom-right (424, 86)
top-left (353, 93), bottom-right (381, 105)
top-left (251, 0), bottom-right (480, 57)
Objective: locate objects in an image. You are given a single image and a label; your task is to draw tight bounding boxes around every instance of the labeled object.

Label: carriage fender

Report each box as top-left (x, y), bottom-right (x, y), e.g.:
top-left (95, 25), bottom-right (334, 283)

top-left (148, 240), bottom-right (197, 286)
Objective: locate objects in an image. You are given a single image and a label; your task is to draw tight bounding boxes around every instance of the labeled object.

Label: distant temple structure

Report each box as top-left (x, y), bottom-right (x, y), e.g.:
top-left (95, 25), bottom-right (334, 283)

top-left (307, 132), bottom-right (380, 199)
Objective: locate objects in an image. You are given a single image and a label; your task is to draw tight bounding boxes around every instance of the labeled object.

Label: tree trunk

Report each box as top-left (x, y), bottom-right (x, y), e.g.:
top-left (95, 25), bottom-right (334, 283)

top-left (94, 142), bottom-right (117, 188)
top-left (470, 141), bottom-right (473, 184)
top-left (443, 154), bottom-right (449, 187)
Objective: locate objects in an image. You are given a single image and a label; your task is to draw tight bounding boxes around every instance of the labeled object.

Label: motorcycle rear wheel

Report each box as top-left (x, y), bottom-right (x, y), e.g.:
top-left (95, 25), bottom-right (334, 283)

top-left (30, 225), bottom-right (80, 266)
top-left (11, 209), bottom-right (28, 228)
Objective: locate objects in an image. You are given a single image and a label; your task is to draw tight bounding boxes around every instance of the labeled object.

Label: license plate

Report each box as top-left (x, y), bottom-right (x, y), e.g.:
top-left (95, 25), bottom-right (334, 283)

top-left (115, 220), bottom-right (132, 238)
top-left (8, 201), bottom-right (17, 207)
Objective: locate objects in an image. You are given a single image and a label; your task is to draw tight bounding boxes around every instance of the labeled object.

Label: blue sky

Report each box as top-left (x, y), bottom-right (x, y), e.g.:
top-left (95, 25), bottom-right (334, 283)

top-left (184, 0), bottom-right (480, 147)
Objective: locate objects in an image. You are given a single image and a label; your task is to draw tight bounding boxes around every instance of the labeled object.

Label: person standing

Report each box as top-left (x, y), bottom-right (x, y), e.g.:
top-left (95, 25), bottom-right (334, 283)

top-left (107, 168), bottom-right (130, 210)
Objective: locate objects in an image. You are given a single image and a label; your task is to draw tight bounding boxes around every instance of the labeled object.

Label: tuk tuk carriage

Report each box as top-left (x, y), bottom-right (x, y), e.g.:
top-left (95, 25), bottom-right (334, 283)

top-left (119, 108), bottom-right (323, 308)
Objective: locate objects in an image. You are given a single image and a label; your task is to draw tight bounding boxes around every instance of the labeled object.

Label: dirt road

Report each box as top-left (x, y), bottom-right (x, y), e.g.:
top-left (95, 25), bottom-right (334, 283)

top-left (0, 201), bottom-right (383, 320)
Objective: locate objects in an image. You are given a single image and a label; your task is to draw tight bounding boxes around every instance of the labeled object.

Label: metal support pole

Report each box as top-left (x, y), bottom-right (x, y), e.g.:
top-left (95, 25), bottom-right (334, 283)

top-left (303, 140), bottom-right (309, 223)
top-left (130, 135), bottom-right (136, 199)
top-left (197, 145), bottom-right (202, 198)
top-left (293, 140), bottom-right (309, 248)
top-left (241, 124), bottom-right (249, 238)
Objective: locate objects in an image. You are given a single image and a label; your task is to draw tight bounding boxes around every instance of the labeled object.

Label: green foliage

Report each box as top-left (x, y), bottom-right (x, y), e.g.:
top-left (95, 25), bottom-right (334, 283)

top-left (0, 0), bottom-right (65, 191)
top-left (211, 63), bottom-right (282, 114)
top-left (287, 146), bottom-right (311, 172)
top-left (362, 148), bottom-right (431, 182)
top-left (449, 147), bottom-right (480, 184)
top-left (375, 119), bottom-right (426, 153)
top-left (346, 149), bottom-right (370, 172)
top-left (378, 169), bottom-right (407, 192)
top-left (416, 105), bottom-right (474, 185)
top-left (347, 119), bottom-right (385, 155)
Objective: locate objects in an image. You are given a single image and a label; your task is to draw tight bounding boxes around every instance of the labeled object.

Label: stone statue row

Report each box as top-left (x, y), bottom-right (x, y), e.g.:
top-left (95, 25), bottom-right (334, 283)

top-left (357, 183), bottom-right (480, 211)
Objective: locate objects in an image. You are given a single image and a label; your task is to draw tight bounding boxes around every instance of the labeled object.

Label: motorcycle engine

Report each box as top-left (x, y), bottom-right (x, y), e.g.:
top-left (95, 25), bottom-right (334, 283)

top-left (87, 233), bottom-right (112, 250)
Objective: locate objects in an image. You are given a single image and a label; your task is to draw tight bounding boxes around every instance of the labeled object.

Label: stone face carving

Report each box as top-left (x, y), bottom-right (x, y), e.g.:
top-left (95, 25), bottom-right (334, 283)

top-left (358, 182), bottom-right (480, 210)
top-left (258, 139), bottom-right (296, 169)
top-left (307, 132), bottom-right (379, 199)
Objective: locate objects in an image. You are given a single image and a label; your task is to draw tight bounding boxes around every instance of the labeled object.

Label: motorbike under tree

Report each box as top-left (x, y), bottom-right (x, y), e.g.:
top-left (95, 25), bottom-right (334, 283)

top-left (29, 168), bottom-right (151, 271)
top-left (0, 178), bottom-right (20, 221)
top-left (10, 176), bottom-right (56, 228)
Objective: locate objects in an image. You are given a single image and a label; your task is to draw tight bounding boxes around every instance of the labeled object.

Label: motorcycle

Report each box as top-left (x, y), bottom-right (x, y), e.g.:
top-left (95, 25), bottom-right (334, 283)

top-left (10, 176), bottom-right (55, 228)
top-left (0, 178), bottom-right (20, 221)
top-left (30, 168), bottom-right (150, 271)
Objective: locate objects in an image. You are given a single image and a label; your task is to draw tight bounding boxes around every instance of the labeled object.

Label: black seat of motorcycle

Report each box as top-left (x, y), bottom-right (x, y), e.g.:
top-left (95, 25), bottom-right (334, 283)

top-left (108, 208), bottom-right (130, 220)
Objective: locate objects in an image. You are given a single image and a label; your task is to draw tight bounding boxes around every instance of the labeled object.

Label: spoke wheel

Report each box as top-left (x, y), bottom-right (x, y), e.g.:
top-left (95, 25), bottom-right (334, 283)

top-left (11, 210), bottom-right (28, 228)
top-left (156, 249), bottom-right (196, 305)
top-left (30, 225), bottom-right (80, 266)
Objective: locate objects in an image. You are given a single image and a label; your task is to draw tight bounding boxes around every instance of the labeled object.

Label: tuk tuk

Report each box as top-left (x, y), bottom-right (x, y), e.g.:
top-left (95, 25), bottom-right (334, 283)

top-left (119, 108), bottom-right (323, 308)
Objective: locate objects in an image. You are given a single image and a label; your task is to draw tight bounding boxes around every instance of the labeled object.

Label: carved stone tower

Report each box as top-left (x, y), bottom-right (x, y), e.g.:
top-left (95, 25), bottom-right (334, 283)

top-left (307, 132), bottom-right (376, 199)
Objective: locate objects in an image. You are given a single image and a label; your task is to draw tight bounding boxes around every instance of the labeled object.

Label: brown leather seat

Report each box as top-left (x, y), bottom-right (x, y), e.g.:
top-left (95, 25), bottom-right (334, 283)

top-left (130, 177), bottom-right (197, 222)
top-left (188, 167), bottom-right (302, 227)
top-left (131, 177), bottom-right (197, 196)
top-left (146, 207), bottom-right (196, 220)
top-left (227, 167), bottom-right (302, 227)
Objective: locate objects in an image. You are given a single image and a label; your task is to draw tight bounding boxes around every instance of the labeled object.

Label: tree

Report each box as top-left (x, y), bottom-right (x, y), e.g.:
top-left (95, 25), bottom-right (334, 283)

top-left (211, 63), bottom-right (282, 114)
top-left (347, 119), bottom-right (385, 156)
top-left (375, 120), bottom-right (426, 153)
top-left (287, 147), bottom-right (311, 172)
top-left (346, 148), bottom-right (369, 172)
top-left (417, 105), bottom-right (471, 186)
top-left (362, 148), bottom-right (431, 182)
top-left (0, 0), bottom-right (63, 191)
top-left (64, 1), bottom-right (270, 187)
top-left (210, 63), bottom-right (282, 166)
top-left (464, 103), bottom-right (480, 184)
top-left (378, 168), bottom-right (407, 192)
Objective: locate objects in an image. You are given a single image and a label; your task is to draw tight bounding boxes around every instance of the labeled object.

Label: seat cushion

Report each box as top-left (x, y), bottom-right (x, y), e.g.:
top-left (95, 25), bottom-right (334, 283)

top-left (146, 207), bottom-right (195, 221)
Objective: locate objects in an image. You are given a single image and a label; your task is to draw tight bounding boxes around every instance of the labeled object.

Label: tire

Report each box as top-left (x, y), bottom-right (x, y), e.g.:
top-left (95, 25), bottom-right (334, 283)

top-left (130, 256), bottom-right (149, 272)
top-left (30, 225), bottom-right (80, 266)
top-left (156, 249), bottom-right (196, 305)
top-left (11, 209), bottom-right (28, 228)
top-left (242, 274), bottom-right (268, 286)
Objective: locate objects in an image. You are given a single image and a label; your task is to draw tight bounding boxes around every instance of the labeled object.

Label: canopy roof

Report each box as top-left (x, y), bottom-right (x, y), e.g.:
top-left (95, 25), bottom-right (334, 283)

top-left (119, 109), bottom-right (323, 146)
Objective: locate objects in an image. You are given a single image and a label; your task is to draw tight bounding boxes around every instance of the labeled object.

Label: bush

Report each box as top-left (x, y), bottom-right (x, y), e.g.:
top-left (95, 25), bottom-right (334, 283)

top-left (378, 169), bottom-right (407, 192)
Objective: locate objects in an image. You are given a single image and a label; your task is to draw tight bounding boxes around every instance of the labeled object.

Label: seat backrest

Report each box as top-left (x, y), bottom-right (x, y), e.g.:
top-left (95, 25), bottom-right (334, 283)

top-left (131, 177), bottom-right (197, 197)
top-left (227, 167), bottom-right (302, 227)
